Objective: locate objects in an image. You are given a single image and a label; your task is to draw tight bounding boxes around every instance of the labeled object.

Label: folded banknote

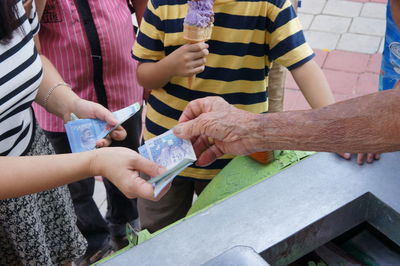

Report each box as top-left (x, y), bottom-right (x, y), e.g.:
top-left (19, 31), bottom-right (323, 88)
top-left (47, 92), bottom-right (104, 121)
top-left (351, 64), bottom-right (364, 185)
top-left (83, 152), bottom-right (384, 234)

top-left (65, 102), bottom-right (141, 153)
top-left (139, 129), bottom-right (196, 197)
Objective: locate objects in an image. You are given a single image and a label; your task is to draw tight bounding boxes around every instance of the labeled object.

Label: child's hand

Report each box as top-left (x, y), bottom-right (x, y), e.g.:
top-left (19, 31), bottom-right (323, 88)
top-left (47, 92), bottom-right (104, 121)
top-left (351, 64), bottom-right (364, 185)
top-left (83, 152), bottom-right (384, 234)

top-left (167, 42), bottom-right (209, 77)
top-left (337, 152), bottom-right (380, 165)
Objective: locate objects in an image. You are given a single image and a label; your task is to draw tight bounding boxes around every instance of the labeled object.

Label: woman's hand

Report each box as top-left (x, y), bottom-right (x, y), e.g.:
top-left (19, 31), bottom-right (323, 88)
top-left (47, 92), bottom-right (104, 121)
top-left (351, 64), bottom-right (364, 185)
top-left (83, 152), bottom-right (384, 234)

top-left (90, 147), bottom-right (169, 200)
top-left (65, 98), bottom-right (127, 148)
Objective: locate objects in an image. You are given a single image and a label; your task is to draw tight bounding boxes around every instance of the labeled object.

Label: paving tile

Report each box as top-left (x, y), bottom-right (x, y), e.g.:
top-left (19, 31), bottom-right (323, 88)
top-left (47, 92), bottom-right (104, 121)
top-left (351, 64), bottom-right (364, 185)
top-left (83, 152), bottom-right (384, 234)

top-left (366, 53), bottom-right (382, 73)
top-left (283, 89), bottom-right (311, 111)
top-left (310, 15), bottom-right (351, 33)
top-left (298, 13), bottom-right (314, 30)
top-left (324, 50), bottom-right (370, 73)
top-left (323, 69), bottom-right (358, 94)
top-left (300, 0), bottom-right (327, 14)
top-left (323, 0), bottom-right (363, 17)
top-left (94, 180), bottom-right (107, 217)
top-left (360, 2), bottom-right (387, 19)
top-left (370, 0), bottom-right (387, 4)
top-left (304, 30), bottom-right (340, 50)
top-left (379, 38), bottom-right (385, 53)
top-left (349, 17), bottom-right (386, 36)
top-left (355, 72), bottom-right (379, 95)
top-left (334, 93), bottom-right (359, 102)
top-left (337, 33), bottom-right (382, 54)
top-left (314, 49), bottom-right (329, 67)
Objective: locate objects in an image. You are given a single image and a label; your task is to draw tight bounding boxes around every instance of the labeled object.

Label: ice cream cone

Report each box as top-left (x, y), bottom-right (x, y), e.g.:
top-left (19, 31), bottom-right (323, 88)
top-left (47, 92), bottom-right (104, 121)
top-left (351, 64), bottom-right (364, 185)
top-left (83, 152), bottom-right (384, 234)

top-left (183, 25), bottom-right (212, 88)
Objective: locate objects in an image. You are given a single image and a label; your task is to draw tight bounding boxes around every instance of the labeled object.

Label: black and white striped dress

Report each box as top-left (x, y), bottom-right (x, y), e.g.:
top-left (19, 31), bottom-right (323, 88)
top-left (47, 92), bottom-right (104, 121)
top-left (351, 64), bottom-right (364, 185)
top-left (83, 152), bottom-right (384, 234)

top-left (0, 1), bottom-right (87, 264)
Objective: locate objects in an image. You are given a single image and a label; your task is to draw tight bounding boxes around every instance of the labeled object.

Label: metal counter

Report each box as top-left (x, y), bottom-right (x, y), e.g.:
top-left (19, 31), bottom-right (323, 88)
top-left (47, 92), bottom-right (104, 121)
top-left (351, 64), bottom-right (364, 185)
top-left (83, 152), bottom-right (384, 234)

top-left (102, 152), bottom-right (400, 265)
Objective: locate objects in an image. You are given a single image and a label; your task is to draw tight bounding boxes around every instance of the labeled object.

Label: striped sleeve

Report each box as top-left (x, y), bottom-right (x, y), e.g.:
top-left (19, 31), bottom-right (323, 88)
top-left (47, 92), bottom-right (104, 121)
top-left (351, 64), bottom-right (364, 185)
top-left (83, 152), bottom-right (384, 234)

top-left (28, 1), bottom-right (40, 35)
top-left (266, 0), bottom-right (314, 70)
top-left (132, 0), bottom-right (166, 62)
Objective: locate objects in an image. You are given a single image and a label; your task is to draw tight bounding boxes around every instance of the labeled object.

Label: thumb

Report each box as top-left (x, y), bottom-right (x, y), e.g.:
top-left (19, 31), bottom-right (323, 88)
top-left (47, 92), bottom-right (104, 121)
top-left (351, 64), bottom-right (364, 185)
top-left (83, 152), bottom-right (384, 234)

top-left (173, 120), bottom-right (198, 139)
top-left (135, 155), bottom-right (166, 177)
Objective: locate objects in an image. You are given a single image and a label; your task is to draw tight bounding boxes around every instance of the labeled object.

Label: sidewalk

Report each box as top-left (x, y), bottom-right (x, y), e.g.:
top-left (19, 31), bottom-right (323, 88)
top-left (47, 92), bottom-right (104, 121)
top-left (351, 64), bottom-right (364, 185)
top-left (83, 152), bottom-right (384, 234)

top-left (94, 0), bottom-right (388, 212)
top-left (285, 0), bottom-right (386, 110)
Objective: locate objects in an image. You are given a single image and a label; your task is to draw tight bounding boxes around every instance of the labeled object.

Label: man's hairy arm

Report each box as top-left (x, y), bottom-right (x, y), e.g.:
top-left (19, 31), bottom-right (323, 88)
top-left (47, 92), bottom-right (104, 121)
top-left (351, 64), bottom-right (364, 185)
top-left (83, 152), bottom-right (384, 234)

top-left (257, 86), bottom-right (400, 153)
top-left (175, 84), bottom-right (400, 165)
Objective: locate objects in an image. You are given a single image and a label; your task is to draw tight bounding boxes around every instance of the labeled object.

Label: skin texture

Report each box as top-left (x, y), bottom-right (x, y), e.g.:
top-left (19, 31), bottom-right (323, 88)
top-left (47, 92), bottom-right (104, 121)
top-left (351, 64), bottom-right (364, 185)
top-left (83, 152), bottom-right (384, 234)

top-left (173, 83), bottom-right (400, 166)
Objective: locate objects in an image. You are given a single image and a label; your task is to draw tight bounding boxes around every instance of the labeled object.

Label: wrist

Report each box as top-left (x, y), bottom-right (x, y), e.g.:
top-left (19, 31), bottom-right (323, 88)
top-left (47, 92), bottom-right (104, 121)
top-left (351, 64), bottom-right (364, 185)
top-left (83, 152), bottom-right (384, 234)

top-left (160, 56), bottom-right (177, 79)
top-left (88, 149), bottom-right (103, 177)
top-left (250, 113), bottom-right (270, 152)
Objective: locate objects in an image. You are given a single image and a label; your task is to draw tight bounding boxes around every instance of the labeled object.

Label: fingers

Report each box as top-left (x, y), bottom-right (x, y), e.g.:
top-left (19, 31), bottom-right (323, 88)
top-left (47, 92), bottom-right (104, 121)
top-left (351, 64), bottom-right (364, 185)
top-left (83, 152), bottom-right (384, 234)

top-left (91, 102), bottom-right (119, 126)
top-left (134, 154), bottom-right (167, 177)
top-left (337, 152), bottom-right (351, 160)
top-left (174, 120), bottom-right (198, 139)
top-left (357, 153), bottom-right (366, 165)
top-left (196, 144), bottom-right (223, 167)
top-left (187, 42), bottom-right (209, 53)
top-left (109, 126), bottom-right (127, 141)
top-left (177, 98), bottom-right (205, 123)
top-left (96, 137), bottom-right (112, 148)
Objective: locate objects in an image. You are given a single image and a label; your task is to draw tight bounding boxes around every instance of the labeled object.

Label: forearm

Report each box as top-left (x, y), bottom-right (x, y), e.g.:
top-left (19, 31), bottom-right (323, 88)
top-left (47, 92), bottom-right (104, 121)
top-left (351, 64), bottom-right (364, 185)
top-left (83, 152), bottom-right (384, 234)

top-left (256, 89), bottom-right (400, 153)
top-left (0, 152), bottom-right (94, 199)
top-left (291, 60), bottom-right (335, 108)
top-left (35, 55), bottom-right (80, 120)
top-left (137, 60), bottom-right (174, 89)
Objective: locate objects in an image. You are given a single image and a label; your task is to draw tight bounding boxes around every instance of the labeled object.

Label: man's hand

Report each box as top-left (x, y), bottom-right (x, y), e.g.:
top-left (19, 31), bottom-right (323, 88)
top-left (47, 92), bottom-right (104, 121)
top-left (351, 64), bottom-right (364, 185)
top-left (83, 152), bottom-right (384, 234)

top-left (173, 97), bottom-right (262, 166)
top-left (165, 42), bottom-right (209, 77)
top-left (91, 147), bottom-right (169, 200)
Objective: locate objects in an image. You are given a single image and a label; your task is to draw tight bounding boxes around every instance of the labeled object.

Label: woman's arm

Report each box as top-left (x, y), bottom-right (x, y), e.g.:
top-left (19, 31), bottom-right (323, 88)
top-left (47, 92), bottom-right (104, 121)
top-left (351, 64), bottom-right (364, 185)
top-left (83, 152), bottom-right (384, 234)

top-left (0, 147), bottom-right (167, 200)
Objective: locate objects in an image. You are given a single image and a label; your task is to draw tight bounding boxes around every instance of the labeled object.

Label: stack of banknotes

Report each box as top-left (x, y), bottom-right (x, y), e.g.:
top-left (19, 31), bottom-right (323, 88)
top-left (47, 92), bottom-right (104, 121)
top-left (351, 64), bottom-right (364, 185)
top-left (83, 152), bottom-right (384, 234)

top-left (65, 102), bottom-right (141, 153)
top-left (139, 129), bottom-right (197, 197)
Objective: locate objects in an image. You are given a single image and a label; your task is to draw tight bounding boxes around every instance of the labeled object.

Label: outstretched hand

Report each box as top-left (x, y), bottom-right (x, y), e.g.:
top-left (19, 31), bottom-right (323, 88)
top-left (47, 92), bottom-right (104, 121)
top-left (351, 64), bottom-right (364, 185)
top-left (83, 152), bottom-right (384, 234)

top-left (173, 97), bottom-right (262, 166)
top-left (91, 147), bottom-right (169, 200)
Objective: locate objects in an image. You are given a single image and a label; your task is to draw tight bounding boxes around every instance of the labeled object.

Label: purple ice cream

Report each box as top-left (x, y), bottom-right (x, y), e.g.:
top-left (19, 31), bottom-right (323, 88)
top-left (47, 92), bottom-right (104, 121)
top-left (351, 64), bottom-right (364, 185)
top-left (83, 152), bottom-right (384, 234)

top-left (184, 0), bottom-right (214, 28)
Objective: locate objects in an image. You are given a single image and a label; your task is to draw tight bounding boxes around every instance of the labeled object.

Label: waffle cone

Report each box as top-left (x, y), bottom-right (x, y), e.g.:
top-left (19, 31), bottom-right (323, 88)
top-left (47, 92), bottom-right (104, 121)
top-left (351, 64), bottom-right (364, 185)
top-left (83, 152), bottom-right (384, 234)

top-left (183, 24), bottom-right (213, 43)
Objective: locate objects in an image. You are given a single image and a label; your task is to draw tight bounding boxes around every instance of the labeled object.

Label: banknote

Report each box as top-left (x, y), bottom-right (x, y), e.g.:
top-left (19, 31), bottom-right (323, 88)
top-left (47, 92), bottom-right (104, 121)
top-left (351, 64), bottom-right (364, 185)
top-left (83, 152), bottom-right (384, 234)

top-left (65, 102), bottom-right (141, 153)
top-left (96, 102), bottom-right (141, 140)
top-left (138, 129), bottom-right (196, 197)
top-left (65, 119), bottom-right (107, 153)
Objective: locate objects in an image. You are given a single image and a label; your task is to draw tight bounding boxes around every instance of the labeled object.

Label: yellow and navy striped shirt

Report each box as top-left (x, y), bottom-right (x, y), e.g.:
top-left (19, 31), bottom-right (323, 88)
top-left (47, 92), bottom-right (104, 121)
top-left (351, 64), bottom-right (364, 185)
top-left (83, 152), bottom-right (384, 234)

top-left (133, 0), bottom-right (314, 180)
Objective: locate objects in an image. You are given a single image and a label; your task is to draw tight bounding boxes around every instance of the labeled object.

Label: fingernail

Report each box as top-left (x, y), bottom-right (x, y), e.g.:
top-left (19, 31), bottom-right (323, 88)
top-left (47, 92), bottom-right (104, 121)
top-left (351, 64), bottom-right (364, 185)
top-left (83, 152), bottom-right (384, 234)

top-left (344, 153), bottom-right (351, 159)
top-left (157, 166), bottom-right (166, 175)
top-left (173, 124), bottom-right (183, 135)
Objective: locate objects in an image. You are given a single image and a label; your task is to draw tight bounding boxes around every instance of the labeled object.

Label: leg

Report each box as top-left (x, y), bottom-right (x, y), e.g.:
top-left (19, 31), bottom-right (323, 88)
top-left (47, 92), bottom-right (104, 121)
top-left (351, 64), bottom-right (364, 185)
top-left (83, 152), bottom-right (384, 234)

top-left (138, 178), bottom-right (195, 233)
top-left (44, 131), bottom-right (109, 257)
top-left (104, 109), bottom-right (143, 243)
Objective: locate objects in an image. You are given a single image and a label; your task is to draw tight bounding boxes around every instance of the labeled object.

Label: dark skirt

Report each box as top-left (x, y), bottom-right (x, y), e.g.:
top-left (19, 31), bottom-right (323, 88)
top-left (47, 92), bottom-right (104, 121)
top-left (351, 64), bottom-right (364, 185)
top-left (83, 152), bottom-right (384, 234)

top-left (0, 125), bottom-right (87, 265)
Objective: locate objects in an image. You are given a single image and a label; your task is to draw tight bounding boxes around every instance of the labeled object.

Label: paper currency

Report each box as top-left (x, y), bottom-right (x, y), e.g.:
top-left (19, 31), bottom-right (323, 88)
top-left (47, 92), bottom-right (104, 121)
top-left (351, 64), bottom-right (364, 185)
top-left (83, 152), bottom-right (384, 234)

top-left (138, 129), bottom-right (196, 197)
top-left (65, 102), bottom-right (141, 153)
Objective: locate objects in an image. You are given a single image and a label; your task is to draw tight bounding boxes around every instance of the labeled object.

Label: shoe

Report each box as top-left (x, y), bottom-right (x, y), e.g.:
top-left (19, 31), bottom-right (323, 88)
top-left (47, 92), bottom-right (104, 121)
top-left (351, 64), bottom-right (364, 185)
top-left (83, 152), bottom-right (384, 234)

top-left (74, 239), bottom-right (115, 266)
top-left (108, 218), bottom-right (141, 250)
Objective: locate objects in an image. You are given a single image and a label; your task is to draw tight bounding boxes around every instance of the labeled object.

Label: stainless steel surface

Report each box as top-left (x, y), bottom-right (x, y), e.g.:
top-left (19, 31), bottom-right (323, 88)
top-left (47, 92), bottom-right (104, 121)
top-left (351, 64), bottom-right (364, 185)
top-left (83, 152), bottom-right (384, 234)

top-left (202, 246), bottom-right (270, 266)
top-left (102, 152), bottom-right (400, 265)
